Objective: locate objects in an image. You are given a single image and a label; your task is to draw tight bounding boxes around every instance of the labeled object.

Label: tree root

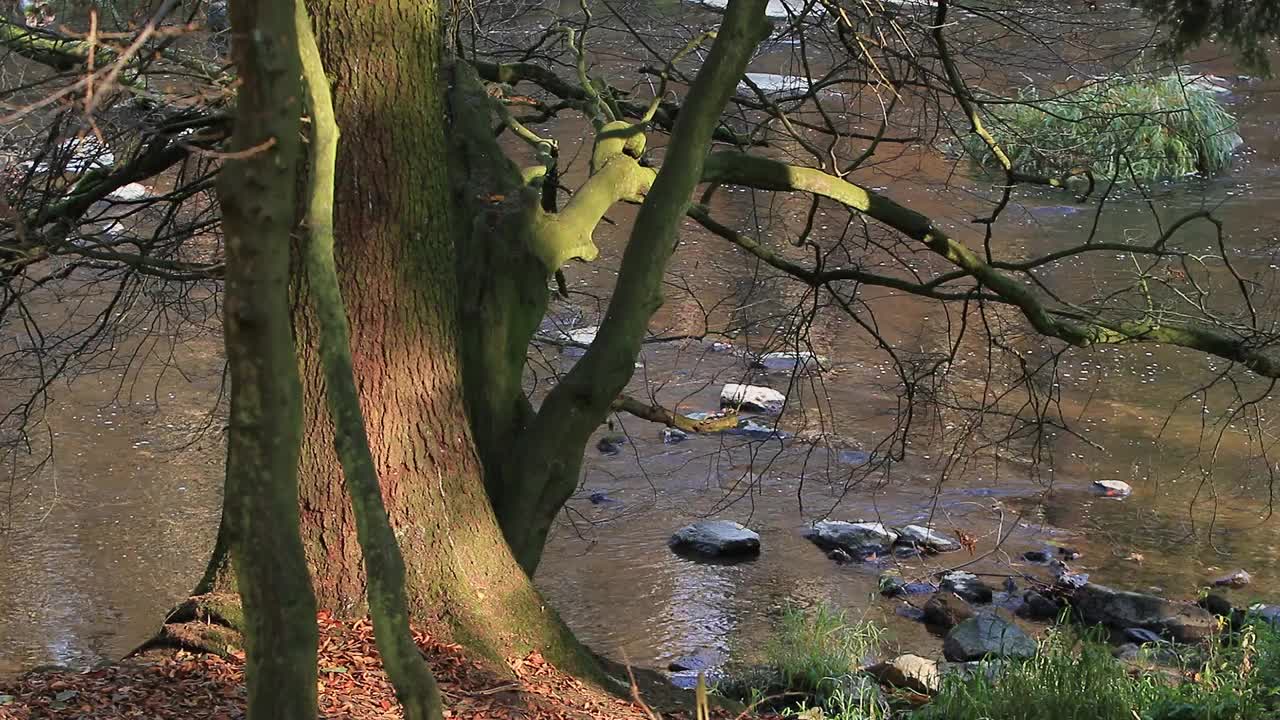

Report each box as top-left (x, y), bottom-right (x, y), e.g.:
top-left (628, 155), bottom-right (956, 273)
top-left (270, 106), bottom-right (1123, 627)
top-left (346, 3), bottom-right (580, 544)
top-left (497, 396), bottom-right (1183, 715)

top-left (130, 593), bottom-right (246, 659)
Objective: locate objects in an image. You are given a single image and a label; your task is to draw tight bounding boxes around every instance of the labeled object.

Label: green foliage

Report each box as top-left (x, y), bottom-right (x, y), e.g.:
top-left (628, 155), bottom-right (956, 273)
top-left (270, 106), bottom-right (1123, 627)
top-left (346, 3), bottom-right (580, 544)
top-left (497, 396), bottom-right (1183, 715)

top-left (716, 602), bottom-right (883, 715)
top-left (919, 622), bottom-right (1280, 720)
top-left (781, 683), bottom-right (892, 720)
top-left (765, 603), bottom-right (883, 701)
top-left (962, 74), bottom-right (1240, 181)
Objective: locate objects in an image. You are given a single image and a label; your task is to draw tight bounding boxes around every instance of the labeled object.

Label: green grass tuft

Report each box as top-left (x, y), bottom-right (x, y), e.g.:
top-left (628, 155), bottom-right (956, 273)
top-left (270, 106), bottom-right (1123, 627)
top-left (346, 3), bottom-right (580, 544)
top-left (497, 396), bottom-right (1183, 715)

top-left (716, 602), bottom-right (885, 716)
top-left (961, 74), bottom-right (1241, 181)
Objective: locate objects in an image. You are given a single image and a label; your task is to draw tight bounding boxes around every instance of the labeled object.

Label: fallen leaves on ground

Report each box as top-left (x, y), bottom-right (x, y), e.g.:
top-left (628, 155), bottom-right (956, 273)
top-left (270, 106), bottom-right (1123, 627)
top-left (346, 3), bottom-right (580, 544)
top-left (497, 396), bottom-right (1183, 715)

top-left (0, 613), bottom-right (743, 719)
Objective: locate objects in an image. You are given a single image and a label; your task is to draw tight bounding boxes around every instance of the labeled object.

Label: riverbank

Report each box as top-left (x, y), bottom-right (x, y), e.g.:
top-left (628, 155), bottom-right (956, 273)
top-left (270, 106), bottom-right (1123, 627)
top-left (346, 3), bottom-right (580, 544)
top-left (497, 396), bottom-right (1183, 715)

top-left (4, 589), bottom-right (1277, 720)
top-left (0, 613), bottom-right (717, 720)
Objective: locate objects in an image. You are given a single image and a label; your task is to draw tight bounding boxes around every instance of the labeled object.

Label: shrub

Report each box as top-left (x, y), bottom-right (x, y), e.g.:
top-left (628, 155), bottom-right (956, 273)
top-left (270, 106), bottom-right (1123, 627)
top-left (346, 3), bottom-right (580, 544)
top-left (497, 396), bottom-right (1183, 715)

top-left (919, 621), bottom-right (1280, 720)
top-left (961, 74), bottom-right (1241, 181)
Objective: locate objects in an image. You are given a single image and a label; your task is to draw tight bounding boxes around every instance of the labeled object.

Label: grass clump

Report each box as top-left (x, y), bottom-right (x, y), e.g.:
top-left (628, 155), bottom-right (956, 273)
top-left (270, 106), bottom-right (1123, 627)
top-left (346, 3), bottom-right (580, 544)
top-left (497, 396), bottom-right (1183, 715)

top-left (961, 74), bottom-right (1240, 181)
top-left (919, 621), bottom-right (1280, 720)
top-left (717, 602), bottom-right (886, 718)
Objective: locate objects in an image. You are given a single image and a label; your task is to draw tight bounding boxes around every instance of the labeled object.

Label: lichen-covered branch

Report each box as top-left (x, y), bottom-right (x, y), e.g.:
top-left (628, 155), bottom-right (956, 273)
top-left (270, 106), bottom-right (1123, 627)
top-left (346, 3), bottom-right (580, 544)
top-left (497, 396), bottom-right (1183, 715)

top-left (296, 6), bottom-right (442, 720)
top-left (611, 394), bottom-right (739, 433)
top-left (701, 151), bottom-right (1280, 378)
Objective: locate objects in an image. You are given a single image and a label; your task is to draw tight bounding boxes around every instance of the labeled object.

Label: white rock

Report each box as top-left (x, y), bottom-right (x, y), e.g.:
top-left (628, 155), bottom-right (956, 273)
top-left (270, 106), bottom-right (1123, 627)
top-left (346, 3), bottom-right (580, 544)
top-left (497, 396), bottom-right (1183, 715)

top-left (1092, 479), bottom-right (1132, 497)
top-left (898, 524), bottom-right (962, 553)
top-left (757, 351), bottom-right (826, 372)
top-left (720, 383), bottom-right (786, 414)
top-left (740, 72), bottom-right (811, 96)
top-left (108, 182), bottom-right (150, 201)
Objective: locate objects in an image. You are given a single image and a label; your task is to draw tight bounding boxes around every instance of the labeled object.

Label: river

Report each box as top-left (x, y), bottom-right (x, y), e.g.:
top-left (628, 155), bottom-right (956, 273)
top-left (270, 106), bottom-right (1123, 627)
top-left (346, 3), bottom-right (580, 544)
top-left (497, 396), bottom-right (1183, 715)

top-left (1, 0), bottom-right (1278, 681)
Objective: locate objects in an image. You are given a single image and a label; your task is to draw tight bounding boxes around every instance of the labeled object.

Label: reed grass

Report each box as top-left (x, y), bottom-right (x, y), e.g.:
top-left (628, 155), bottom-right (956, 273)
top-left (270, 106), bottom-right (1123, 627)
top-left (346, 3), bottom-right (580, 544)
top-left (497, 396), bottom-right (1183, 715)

top-left (961, 74), bottom-right (1240, 181)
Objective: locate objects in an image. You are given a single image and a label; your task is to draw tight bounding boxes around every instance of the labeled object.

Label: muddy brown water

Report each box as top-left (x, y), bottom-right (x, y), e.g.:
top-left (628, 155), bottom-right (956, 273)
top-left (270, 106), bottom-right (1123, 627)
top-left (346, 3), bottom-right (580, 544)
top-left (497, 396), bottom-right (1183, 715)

top-left (3, 0), bottom-right (1280, 681)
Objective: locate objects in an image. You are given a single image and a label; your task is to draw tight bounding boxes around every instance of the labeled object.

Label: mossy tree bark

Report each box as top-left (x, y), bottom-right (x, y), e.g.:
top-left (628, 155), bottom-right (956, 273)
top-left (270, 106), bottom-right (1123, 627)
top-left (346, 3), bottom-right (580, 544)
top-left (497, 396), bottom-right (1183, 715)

top-left (295, 3), bottom-right (443, 719)
top-left (218, 0), bottom-right (317, 717)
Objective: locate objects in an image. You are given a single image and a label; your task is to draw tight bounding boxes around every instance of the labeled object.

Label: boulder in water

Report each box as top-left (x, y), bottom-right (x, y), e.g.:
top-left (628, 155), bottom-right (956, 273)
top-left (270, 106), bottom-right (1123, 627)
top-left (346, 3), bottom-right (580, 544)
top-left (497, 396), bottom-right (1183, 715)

top-left (924, 592), bottom-right (976, 630)
top-left (940, 571), bottom-right (994, 604)
top-left (1212, 569), bottom-right (1252, 588)
top-left (897, 525), bottom-right (962, 553)
top-left (805, 521), bottom-right (899, 559)
top-left (867, 654), bottom-right (940, 694)
top-left (1017, 590), bottom-right (1060, 621)
top-left (669, 520), bottom-right (761, 559)
top-left (943, 611), bottom-right (1037, 662)
top-left (1092, 479), bottom-right (1132, 497)
top-left (1068, 583), bottom-right (1216, 643)
top-left (720, 383), bottom-right (786, 414)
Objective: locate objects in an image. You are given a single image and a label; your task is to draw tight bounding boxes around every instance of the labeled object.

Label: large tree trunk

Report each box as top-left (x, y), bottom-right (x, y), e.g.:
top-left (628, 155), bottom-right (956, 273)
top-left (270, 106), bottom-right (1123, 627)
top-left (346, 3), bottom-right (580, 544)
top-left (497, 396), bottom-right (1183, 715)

top-left (282, 0), bottom-right (588, 670)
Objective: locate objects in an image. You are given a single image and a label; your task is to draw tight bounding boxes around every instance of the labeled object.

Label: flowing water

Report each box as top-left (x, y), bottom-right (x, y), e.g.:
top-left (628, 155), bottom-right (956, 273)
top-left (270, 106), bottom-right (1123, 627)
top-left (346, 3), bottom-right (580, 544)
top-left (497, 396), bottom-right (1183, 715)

top-left (3, 0), bottom-right (1280, 681)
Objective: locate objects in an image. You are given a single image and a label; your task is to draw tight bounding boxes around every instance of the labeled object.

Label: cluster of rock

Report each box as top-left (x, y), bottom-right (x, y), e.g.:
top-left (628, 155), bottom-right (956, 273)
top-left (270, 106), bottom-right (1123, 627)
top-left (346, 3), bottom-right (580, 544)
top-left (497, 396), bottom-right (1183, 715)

top-left (665, 518), bottom-right (968, 564)
top-left (805, 520), bottom-right (962, 561)
top-left (667, 514), bottom-right (1273, 701)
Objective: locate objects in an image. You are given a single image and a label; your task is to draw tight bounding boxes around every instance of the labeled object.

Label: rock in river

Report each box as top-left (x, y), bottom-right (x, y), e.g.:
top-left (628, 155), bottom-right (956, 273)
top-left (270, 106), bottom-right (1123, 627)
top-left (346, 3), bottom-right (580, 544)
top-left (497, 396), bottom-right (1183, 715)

top-left (805, 521), bottom-right (898, 559)
top-left (940, 571), bottom-right (994, 604)
top-left (924, 592), bottom-right (976, 630)
top-left (720, 383), bottom-right (786, 414)
top-left (867, 654), bottom-right (940, 694)
top-left (896, 524), bottom-right (962, 553)
top-left (1016, 590), bottom-right (1060, 621)
top-left (1212, 569), bottom-right (1252, 588)
top-left (1068, 583), bottom-right (1216, 643)
top-left (755, 350), bottom-right (826, 372)
top-left (1092, 479), bottom-right (1133, 497)
top-left (669, 520), bottom-right (761, 559)
top-left (943, 611), bottom-right (1037, 662)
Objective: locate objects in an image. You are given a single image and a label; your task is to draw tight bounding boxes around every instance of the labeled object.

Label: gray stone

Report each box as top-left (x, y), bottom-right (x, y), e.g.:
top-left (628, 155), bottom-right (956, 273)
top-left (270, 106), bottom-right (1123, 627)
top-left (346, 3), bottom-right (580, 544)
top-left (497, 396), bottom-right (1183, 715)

top-left (879, 571), bottom-right (907, 597)
top-left (669, 521), bottom-right (760, 558)
top-left (1016, 590), bottom-right (1060, 621)
top-left (924, 593), bottom-right (976, 630)
top-left (1212, 569), bottom-right (1252, 588)
top-left (1068, 583), bottom-right (1216, 643)
top-left (1248, 604), bottom-right (1280, 627)
top-left (1124, 627), bottom-right (1164, 644)
top-left (805, 521), bottom-right (899, 559)
top-left (940, 571), bottom-right (994, 604)
top-left (897, 525), bottom-right (962, 553)
top-left (1093, 479), bottom-right (1133, 497)
top-left (1022, 549), bottom-right (1051, 563)
top-left (720, 383), bottom-right (786, 414)
top-left (661, 428), bottom-right (689, 444)
top-left (943, 612), bottom-right (1037, 662)
top-left (867, 654), bottom-right (940, 694)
